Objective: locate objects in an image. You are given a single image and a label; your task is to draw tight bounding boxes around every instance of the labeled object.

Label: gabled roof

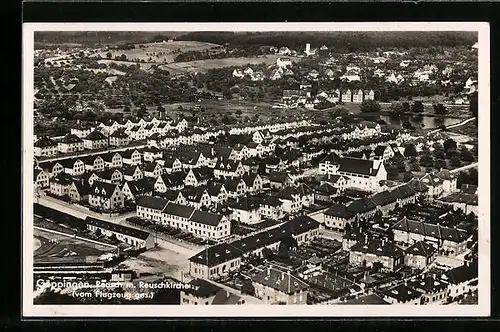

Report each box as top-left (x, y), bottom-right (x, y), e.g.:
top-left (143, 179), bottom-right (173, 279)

top-left (325, 203), bottom-right (355, 219)
top-left (190, 210), bottom-right (224, 227)
top-left (136, 196), bottom-right (168, 211)
top-left (350, 238), bottom-right (404, 258)
top-left (182, 187), bottom-right (209, 203)
top-left (338, 157), bottom-right (379, 176)
top-left (405, 241), bottom-right (436, 257)
top-left (79, 155), bottom-right (103, 166)
top-left (320, 152), bottom-right (341, 164)
top-left (347, 197), bottom-right (376, 214)
top-left (50, 172), bottom-right (74, 186)
top-left (317, 182), bottom-right (337, 195)
top-left (442, 261), bottom-right (478, 284)
top-left (34, 136), bottom-right (57, 148)
top-left (162, 202), bottom-right (195, 219)
top-left (143, 162), bottom-right (161, 172)
top-left (59, 134), bottom-right (83, 144)
top-left (100, 152), bottom-right (122, 162)
top-left (251, 267), bottom-right (309, 295)
top-left (122, 165), bottom-right (141, 176)
top-left (370, 190), bottom-right (397, 206)
top-left (89, 181), bottom-right (119, 199)
top-left (85, 130), bottom-right (107, 141)
top-left (159, 171), bottom-right (186, 186)
top-left (110, 130), bottom-right (129, 139)
top-left (391, 184), bottom-right (416, 199)
top-left (381, 284), bottom-right (422, 302)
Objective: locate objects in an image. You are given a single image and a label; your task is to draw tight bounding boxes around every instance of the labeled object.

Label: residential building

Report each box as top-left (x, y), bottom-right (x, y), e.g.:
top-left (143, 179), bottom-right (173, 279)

top-left (349, 238), bottom-right (404, 272)
top-left (180, 279), bottom-right (245, 305)
top-left (57, 134), bottom-right (84, 153)
top-left (86, 217), bottom-right (155, 249)
top-left (83, 131), bottom-right (109, 150)
top-left (88, 181), bottom-right (125, 211)
top-left (252, 266), bottom-right (309, 305)
top-left (34, 136), bottom-right (58, 157)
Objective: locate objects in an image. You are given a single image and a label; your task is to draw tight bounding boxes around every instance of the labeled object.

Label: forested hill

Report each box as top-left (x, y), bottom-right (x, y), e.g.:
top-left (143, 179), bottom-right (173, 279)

top-left (175, 31), bottom-right (478, 51)
top-left (34, 31), bottom-right (184, 47)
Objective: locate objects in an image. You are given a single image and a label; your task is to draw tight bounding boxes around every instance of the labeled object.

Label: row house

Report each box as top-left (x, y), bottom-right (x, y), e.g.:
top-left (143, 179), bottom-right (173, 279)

top-left (122, 165), bottom-right (144, 182)
top-left (88, 181), bottom-right (125, 211)
top-left (218, 178), bottom-right (247, 199)
top-left (109, 130), bottom-right (130, 147)
top-left (158, 157), bottom-right (183, 174)
top-left (142, 146), bottom-right (163, 162)
top-left (207, 183), bottom-right (229, 207)
top-left (39, 161), bottom-right (64, 178)
top-left (121, 149), bottom-right (142, 166)
top-left (182, 187), bottom-right (212, 209)
top-left (49, 173), bottom-right (74, 197)
top-left (142, 162), bottom-right (163, 178)
top-left (58, 134), bottom-right (84, 153)
top-left (349, 238), bottom-right (404, 272)
top-left (101, 152), bottom-right (123, 169)
top-left (83, 131), bottom-right (109, 150)
top-left (34, 137), bottom-right (58, 157)
top-left (392, 217), bottom-right (468, 256)
top-left (242, 173), bottom-right (263, 195)
top-left (184, 167), bottom-right (214, 187)
top-left (154, 171), bottom-right (186, 192)
top-left (121, 178), bottom-right (154, 202)
top-left (92, 168), bottom-right (123, 186)
top-left (213, 159), bottom-right (246, 179)
top-left (230, 198), bottom-right (262, 225)
top-left (71, 126), bottom-right (93, 139)
top-left (59, 158), bottom-right (85, 176)
top-left (188, 216), bottom-right (319, 280)
top-left (80, 155), bottom-right (105, 172)
top-left (34, 168), bottom-right (50, 189)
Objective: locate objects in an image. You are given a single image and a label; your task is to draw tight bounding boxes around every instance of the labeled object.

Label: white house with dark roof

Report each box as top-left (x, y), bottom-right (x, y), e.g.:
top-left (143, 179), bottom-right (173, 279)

top-left (322, 157), bottom-right (387, 192)
top-left (83, 131), bottom-right (109, 150)
top-left (251, 266), bottom-right (309, 305)
top-left (88, 181), bottom-right (124, 211)
top-left (109, 130), bottom-right (130, 147)
top-left (80, 155), bottom-right (105, 172)
top-left (136, 196), bottom-right (169, 223)
top-left (213, 159), bottom-right (246, 179)
top-left (34, 136), bottom-right (58, 157)
top-left (349, 238), bottom-right (404, 272)
top-left (392, 217), bottom-right (468, 256)
top-left (59, 158), bottom-right (85, 176)
top-left (121, 149), bottom-right (142, 166)
top-left (101, 152), bottom-right (123, 169)
top-left (122, 165), bottom-right (143, 182)
top-left (34, 168), bottom-right (49, 188)
top-left (49, 173), bottom-right (74, 197)
top-left (121, 178), bottom-right (154, 202)
top-left (381, 283), bottom-right (422, 305)
top-left (404, 241), bottom-right (437, 269)
top-left (57, 134), bottom-right (84, 153)
top-left (39, 161), bottom-right (64, 178)
top-left (230, 198), bottom-right (262, 225)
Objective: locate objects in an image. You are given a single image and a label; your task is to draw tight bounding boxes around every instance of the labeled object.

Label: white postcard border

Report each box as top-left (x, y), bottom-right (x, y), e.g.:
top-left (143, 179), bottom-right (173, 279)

top-left (22, 22), bottom-right (490, 317)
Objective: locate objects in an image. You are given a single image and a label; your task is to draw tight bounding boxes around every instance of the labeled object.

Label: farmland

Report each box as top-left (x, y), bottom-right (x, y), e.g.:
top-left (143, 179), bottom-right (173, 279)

top-left (160, 55), bottom-right (302, 74)
top-left (97, 41), bottom-right (223, 64)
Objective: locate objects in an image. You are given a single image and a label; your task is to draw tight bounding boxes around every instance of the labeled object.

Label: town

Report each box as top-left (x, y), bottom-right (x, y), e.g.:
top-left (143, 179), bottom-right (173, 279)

top-left (31, 31), bottom-right (479, 306)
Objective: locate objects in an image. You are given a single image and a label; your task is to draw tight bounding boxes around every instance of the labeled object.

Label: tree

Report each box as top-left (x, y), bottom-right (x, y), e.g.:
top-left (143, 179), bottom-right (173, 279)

top-left (404, 144), bottom-right (417, 158)
top-left (360, 99), bottom-right (381, 113)
top-left (469, 91), bottom-right (478, 126)
top-left (389, 101), bottom-right (404, 115)
top-left (402, 101), bottom-right (411, 113)
top-left (434, 158), bottom-right (447, 170)
top-left (411, 101), bottom-right (424, 113)
top-left (241, 280), bottom-right (255, 296)
top-left (450, 155), bottom-right (461, 167)
top-left (460, 148), bottom-right (475, 162)
top-left (410, 160), bottom-right (421, 172)
top-left (106, 52), bottom-right (112, 59)
top-left (403, 172), bottom-right (415, 182)
top-left (433, 148), bottom-right (445, 160)
top-left (433, 103), bottom-right (447, 115)
top-left (262, 247), bottom-right (274, 261)
top-left (443, 138), bottom-right (457, 152)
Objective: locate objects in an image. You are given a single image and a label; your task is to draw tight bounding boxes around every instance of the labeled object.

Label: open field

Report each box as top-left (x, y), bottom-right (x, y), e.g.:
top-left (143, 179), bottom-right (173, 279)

top-left (33, 229), bottom-right (115, 263)
top-left (97, 41), bottom-right (222, 64)
top-left (157, 99), bottom-right (304, 124)
top-left (160, 55), bottom-right (302, 74)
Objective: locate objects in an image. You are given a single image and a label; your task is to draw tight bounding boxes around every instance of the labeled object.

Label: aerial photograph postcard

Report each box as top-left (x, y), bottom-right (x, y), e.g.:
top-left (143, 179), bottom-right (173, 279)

top-left (22, 22), bottom-right (490, 317)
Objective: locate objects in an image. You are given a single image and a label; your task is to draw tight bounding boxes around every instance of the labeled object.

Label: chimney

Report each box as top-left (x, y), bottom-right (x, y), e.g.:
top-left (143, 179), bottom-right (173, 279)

top-left (381, 239), bottom-right (385, 247)
top-left (306, 43), bottom-right (311, 53)
top-left (364, 234), bottom-right (368, 244)
top-left (267, 267), bottom-right (271, 276)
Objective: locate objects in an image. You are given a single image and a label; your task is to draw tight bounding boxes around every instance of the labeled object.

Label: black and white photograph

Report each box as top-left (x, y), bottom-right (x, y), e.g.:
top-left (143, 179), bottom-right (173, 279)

top-left (22, 22), bottom-right (490, 317)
